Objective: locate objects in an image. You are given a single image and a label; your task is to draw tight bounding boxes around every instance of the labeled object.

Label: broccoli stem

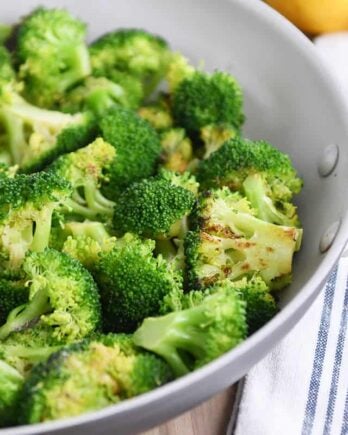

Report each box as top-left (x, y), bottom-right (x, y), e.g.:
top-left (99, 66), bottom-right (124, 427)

top-left (0, 289), bottom-right (50, 340)
top-left (30, 206), bottom-right (54, 252)
top-left (3, 344), bottom-right (61, 363)
top-left (64, 197), bottom-right (99, 220)
top-left (83, 180), bottom-right (114, 216)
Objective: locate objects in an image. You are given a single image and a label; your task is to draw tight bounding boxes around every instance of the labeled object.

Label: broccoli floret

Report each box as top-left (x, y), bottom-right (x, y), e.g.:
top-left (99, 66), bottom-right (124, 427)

top-left (134, 281), bottom-right (247, 376)
top-left (19, 333), bottom-right (173, 423)
top-left (90, 29), bottom-right (170, 97)
top-left (112, 171), bottom-right (196, 239)
top-left (138, 95), bottom-right (173, 131)
top-left (160, 128), bottom-right (193, 173)
top-left (60, 76), bottom-right (141, 116)
top-left (0, 326), bottom-right (62, 377)
top-left (243, 173), bottom-right (301, 227)
top-left (197, 137), bottom-right (303, 200)
top-left (16, 7), bottom-right (91, 108)
top-left (0, 279), bottom-right (28, 324)
top-left (0, 172), bottom-right (72, 272)
top-left (99, 107), bottom-right (161, 198)
top-left (62, 221), bottom-right (116, 269)
top-left (166, 52), bottom-right (195, 93)
top-left (200, 124), bottom-right (237, 159)
top-left (0, 85), bottom-right (97, 172)
top-left (0, 46), bottom-right (15, 90)
top-left (0, 162), bottom-right (17, 180)
top-left (185, 188), bottom-right (302, 290)
top-left (48, 138), bottom-right (116, 221)
top-left (172, 71), bottom-right (244, 136)
top-left (0, 24), bottom-right (11, 45)
top-left (0, 249), bottom-right (101, 343)
top-left (94, 233), bottom-right (182, 332)
top-left (0, 360), bottom-right (24, 427)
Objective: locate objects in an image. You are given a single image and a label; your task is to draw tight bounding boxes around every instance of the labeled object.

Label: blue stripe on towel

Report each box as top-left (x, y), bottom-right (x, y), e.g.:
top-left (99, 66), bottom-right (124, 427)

top-left (302, 266), bottom-right (338, 435)
top-left (340, 388), bottom-right (348, 435)
top-left (324, 274), bottom-right (348, 433)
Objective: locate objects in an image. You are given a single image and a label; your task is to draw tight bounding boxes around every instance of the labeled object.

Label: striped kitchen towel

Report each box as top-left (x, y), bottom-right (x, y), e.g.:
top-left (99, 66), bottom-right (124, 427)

top-left (230, 33), bottom-right (348, 435)
top-left (232, 256), bottom-right (348, 435)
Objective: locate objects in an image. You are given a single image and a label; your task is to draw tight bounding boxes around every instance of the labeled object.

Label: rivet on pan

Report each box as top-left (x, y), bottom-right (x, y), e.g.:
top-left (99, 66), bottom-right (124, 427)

top-left (318, 143), bottom-right (339, 177)
top-left (320, 220), bottom-right (341, 253)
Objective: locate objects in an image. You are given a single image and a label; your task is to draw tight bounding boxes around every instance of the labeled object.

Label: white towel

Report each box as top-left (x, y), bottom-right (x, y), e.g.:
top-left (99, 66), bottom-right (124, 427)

top-left (233, 34), bottom-right (348, 435)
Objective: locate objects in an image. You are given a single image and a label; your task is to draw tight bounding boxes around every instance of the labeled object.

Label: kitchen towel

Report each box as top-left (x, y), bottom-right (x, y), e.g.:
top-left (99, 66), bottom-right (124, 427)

top-left (232, 35), bottom-right (348, 435)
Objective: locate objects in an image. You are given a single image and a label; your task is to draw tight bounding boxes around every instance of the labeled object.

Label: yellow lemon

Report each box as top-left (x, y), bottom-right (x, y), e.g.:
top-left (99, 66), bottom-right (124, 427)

top-left (266, 0), bottom-right (348, 34)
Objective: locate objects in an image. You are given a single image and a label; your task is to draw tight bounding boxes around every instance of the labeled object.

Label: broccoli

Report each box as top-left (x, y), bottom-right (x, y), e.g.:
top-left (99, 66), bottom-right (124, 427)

top-left (0, 360), bottom-right (24, 427)
top-left (172, 71), bottom-right (244, 137)
top-left (0, 278), bottom-right (28, 325)
top-left (200, 124), bottom-right (237, 159)
top-left (0, 248), bottom-right (101, 342)
top-left (0, 24), bottom-right (11, 45)
top-left (0, 46), bottom-right (15, 90)
top-left (19, 333), bottom-right (173, 423)
top-left (90, 29), bottom-right (170, 97)
top-left (48, 138), bottom-right (116, 221)
top-left (94, 233), bottom-right (182, 332)
top-left (16, 7), bottom-right (91, 108)
top-left (197, 137), bottom-right (303, 198)
top-left (0, 84), bottom-right (97, 172)
top-left (60, 76), bottom-right (141, 116)
top-left (134, 281), bottom-right (247, 376)
top-left (138, 95), bottom-right (173, 131)
top-left (160, 128), bottom-right (193, 173)
top-left (112, 171), bottom-right (196, 239)
top-left (98, 107), bottom-right (161, 198)
top-left (166, 52), bottom-right (195, 93)
top-left (0, 172), bottom-right (71, 273)
top-left (62, 220), bottom-right (116, 269)
top-left (185, 188), bottom-right (302, 290)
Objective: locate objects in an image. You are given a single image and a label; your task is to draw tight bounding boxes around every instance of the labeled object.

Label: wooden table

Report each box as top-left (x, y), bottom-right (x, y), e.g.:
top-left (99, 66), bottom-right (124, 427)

top-left (142, 385), bottom-right (237, 435)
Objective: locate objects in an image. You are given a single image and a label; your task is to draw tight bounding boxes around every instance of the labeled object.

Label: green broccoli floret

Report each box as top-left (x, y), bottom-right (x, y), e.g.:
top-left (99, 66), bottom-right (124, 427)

top-left (172, 71), bottom-right (244, 136)
top-left (16, 7), bottom-right (91, 108)
top-left (94, 233), bottom-right (182, 332)
top-left (134, 281), bottom-right (247, 376)
top-left (99, 107), bottom-right (161, 198)
top-left (0, 85), bottom-right (97, 172)
top-left (200, 124), bottom-right (237, 159)
top-left (0, 279), bottom-right (28, 325)
top-left (0, 162), bottom-right (17, 180)
top-left (160, 128), bottom-right (193, 173)
top-left (62, 220), bottom-right (116, 269)
top-left (197, 137), bottom-right (303, 199)
top-left (138, 95), bottom-right (173, 131)
top-left (166, 52), bottom-right (195, 93)
top-left (0, 360), bottom-right (24, 427)
top-left (0, 172), bottom-right (72, 273)
top-left (0, 249), bottom-right (101, 342)
top-left (0, 46), bottom-right (15, 90)
top-left (185, 188), bottom-right (302, 290)
top-left (48, 138), bottom-right (116, 221)
top-left (90, 29), bottom-right (170, 97)
top-left (60, 76), bottom-right (141, 116)
top-left (112, 171), bottom-right (196, 239)
top-left (19, 333), bottom-right (173, 423)
top-left (0, 24), bottom-right (11, 44)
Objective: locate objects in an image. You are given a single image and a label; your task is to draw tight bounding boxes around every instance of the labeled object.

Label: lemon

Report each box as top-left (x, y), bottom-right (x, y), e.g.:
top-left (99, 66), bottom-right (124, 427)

top-left (266, 0), bottom-right (348, 34)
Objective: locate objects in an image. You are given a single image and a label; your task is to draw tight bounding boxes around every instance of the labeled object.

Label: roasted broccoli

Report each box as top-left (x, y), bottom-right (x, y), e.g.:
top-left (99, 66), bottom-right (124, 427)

top-left (0, 249), bottom-right (101, 342)
top-left (0, 360), bottom-right (24, 427)
top-left (16, 7), bottom-right (91, 108)
top-left (185, 188), bottom-right (302, 290)
top-left (48, 138), bottom-right (116, 221)
top-left (90, 29), bottom-right (170, 97)
top-left (134, 281), bottom-right (247, 376)
top-left (166, 52), bottom-right (195, 93)
top-left (138, 95), bottom-right (173, 131)
top-left (0, 172), bottom-right (71, 273)
top-left (94, 233), bottom-right (182, 332)
top-left (113, 170), bottom-right (196, 239)
top-left (19, 334), bottom-right (173, 423)
top-left (99, 107), bottom-right (162, 198)
top-left (160, 128), bottom-right (193, 173)
top-left (172, 71), bottom-right (244, 137)
top-left (200, 124), bottom-right (237, 159)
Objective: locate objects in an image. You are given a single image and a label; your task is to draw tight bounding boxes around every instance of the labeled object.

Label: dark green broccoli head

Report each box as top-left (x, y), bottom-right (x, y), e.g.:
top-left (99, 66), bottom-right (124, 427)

top-left (0, 172), bottom-right (72, 272)
top-left (99, 107), bottom-right (161, 198)
top-left (0, 248), bottom-right (102, 343)
top-left (197, 137), bottom-right (303, 200)
top-left (94, 233), bottom-right (182, 332)
top-left (134, 281), bottom-right (247, 376)
top-left (0, 278), bottom-right (28, 324)
top-left (185, 188), bottom-right (302, 290)
top-left (172, 71), bottom-right (244, 136)
top-left (90, 28), bottom-right (170, 97)
top-left (112, 172), bottom-right (196, 239)
top-left (49, 138), bottom-right (116, 221)
top-left (0, 360), bottom-right (24, 427)
top-left (19, 333), bottom-right (173, 423)
top-left (17, 7), bottom-right (90, 108)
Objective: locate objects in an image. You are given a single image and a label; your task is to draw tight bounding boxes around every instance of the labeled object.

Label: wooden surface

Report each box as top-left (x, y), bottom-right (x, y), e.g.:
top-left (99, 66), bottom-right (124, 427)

top-left (142, 385), bottom-right (237, 435)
